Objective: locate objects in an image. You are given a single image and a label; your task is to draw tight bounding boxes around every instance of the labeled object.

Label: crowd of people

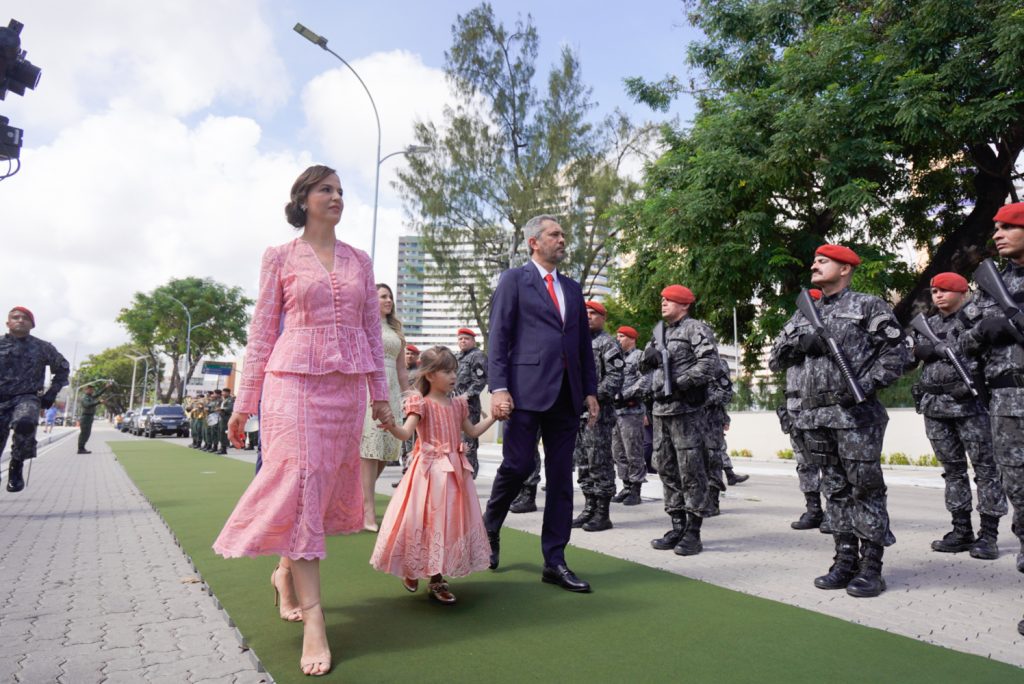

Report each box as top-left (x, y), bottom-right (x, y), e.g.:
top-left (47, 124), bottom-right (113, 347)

top-left (5, 162), bottom-right (1023, 677)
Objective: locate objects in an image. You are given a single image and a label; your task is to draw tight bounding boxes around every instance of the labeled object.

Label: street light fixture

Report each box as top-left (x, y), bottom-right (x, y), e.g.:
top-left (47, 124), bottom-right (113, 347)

top-left (124, 353), bottom-right (146, 411)
top-left (164, 295), bottom-right (209, 401)
top-left (293, 23), bottom-right (430, 263)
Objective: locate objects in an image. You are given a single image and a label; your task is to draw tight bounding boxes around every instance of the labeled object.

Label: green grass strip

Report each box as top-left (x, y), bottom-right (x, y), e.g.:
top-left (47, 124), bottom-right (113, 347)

top-left (111, 440), bottom-right (1021, 683)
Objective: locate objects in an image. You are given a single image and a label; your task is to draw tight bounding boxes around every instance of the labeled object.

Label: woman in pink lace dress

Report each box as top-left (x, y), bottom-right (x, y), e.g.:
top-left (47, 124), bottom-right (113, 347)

top-left (214, 165), bottom-right (393, 677)
top-left (370, 347), bottom-right (498, 604)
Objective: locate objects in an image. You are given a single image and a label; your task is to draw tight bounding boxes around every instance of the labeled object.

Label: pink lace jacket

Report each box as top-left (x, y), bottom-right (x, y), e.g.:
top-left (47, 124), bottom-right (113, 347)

top-left (234, 238), bottom-right (388, 415)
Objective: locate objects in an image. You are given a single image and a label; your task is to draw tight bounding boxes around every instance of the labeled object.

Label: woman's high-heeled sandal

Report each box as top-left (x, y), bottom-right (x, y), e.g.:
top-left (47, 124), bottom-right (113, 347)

top-left (298, 602), bottom-right (331, 677)
top-left (271, 565), bottom-right (303, 622)
top-left (402, 577), bottom-right (419, 593)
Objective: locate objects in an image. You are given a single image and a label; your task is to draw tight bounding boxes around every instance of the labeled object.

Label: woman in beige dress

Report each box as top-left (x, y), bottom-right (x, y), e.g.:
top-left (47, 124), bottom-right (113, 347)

top-left (360, 283), bottom-right (408, 530)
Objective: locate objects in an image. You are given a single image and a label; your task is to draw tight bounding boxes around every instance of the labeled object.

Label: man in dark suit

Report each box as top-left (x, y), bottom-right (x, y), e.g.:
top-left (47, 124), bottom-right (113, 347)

top-left (484, 215), bottom-right (599, 592)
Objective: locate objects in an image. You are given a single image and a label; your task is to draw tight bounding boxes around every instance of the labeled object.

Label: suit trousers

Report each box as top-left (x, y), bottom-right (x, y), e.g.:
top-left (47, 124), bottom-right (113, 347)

top-left (485, 373), bottom-right (579, 567)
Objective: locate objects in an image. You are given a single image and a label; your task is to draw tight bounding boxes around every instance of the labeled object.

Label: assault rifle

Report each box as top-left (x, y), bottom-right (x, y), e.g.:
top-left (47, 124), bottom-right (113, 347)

top-left (796, 288), bottom-right (866, 404)
top-left (973, 258), bottom-right (1024, 346)
top-left (909, 313), bottom-right (978, 397)
top-left (652, 321), bottom-right (672, 397)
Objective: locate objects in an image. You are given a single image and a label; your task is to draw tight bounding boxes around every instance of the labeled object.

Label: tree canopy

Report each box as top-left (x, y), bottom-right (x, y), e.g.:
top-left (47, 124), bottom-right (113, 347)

top-left (73, 343), bottom-right (157, 414)
top-left (396, 2), bottom-right (653, 342)
top-left (117, 277), bottom-right (251, 403)
top-left (619, 0), bottom-right (1024, 366)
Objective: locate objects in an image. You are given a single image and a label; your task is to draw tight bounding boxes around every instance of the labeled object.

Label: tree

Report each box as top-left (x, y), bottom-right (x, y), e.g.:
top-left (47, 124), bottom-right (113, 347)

top-left (73, 343), bottom-right (158, 415)
top-left (396, 2), bottom-right (654, 343)
top-left (117, 277), bottom-right (252, 403)
top-left (619, 0), bottom-right (1024, 367)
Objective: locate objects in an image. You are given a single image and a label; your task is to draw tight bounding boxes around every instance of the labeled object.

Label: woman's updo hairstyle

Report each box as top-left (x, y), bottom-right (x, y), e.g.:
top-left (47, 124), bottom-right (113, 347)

top-left (285, 164), bottom-right (339, 228)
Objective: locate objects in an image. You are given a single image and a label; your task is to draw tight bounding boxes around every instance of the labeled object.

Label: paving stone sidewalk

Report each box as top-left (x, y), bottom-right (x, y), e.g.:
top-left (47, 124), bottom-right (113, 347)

top-left (0, 426), bottom-right (266, 684)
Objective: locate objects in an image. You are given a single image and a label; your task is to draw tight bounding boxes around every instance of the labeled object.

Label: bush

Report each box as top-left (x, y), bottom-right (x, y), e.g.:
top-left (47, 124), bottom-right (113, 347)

top-left (886, 452), bottom-right (912, 466)
top-left (776, 449), bottom-right (794, 460)
top-left (729, 448), bottom-right (753, 459)
top-left (916, 454), bottom-right (940, 467)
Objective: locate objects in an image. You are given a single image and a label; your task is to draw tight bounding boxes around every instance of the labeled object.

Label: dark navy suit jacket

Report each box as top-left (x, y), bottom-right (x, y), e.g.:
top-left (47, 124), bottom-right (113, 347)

top-left (488, 262), bottom-right (598, 411)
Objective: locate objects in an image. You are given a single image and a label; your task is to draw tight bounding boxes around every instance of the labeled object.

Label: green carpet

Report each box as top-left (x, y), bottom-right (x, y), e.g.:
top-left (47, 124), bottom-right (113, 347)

top-left (111, 441), bottom-right (1022, 684)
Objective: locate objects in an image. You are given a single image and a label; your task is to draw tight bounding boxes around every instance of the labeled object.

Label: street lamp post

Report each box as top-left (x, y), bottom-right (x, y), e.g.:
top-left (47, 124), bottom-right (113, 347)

top-left (165, 295), bottom-right (207, 401)
top-left (124, 353), bottom-right (146, 411)
top-left (294, 23), bottom-right (430, 263)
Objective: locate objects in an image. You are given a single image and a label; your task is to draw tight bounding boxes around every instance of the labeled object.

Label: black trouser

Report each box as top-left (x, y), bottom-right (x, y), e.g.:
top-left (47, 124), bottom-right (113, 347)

top-left (0, 394), bottom-right (40, 465)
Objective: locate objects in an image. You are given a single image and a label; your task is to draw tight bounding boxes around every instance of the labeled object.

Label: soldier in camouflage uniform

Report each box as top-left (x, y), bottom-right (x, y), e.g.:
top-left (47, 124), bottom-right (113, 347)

top-left (570, 301), bottom-right (624, 532)
top-left (203, 390), bottom-right (221, 451)
top-left (640, 285), bottom-right (721, 556)
top-left (509, 432), bottom-right (543, 513)
top-left (611, 325), bottom-right (648, 506)
top-left (77, 381), bottom-right (111, 454)
top-left (455, 328), bottom-right (488, 479)
top-left (770, 290), bottom-right (825, 530)
top-left (958, 202), bottom-right (1024, 635)
top-left (913, 272), bottom-right (1005, 558)
top-left (702, 358), bottom-right (735, 516)
top-left (772, 245), bottom-right (911, 598)
top-left (0, 306), bottom-right (70, 492)
top-left (394, 344), bottom-right (420, 486)
top-left (217, 387), bottom-right (235, 454)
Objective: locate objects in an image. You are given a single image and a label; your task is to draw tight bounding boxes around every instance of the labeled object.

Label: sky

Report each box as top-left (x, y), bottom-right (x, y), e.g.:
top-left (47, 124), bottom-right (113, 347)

top-left (1, 0), bottom-right (700, 368)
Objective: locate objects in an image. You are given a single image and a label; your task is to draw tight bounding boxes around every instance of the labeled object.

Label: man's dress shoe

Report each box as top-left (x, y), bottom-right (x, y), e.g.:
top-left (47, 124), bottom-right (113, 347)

top-left (542, 564), bottom-right (591, 593)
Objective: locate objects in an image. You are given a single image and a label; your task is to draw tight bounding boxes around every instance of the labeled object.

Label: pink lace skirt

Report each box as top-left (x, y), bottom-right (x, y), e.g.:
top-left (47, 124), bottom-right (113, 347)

top-left (213, 371), bottom-right (366, 560)
top-left (370, 445), bottom-right (491, 579)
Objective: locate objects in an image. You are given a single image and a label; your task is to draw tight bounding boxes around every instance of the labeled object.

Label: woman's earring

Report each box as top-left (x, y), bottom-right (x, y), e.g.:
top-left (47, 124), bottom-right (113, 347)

top-left (300, 204), bottom-right (307, 211)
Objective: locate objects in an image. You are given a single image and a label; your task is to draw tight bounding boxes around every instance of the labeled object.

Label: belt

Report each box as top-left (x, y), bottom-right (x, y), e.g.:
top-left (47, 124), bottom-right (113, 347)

top-left (918, 381), bottom-right (964, 395)
top-left (784, 391), bottom-right (800, 399)
top-left (802, 392), bottom-right (844, 409)
top-left (989, 372), bottom-right (1024, 390)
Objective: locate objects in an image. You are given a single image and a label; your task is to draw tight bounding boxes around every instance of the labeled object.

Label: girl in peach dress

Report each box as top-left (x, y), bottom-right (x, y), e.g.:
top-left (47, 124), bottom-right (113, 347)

top-left (370, 346), bottom-right (498, 604)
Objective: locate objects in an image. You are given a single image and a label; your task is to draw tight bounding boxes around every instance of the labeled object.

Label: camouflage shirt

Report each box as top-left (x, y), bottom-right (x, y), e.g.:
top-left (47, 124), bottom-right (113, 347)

top-left (616, 348), bottom-right (647, 416)
top-left (590, 330), bottom-right (625, 405)
top-left (455, 347), bottom-right (487, 398)
top-left (912, 308), bottom-right (985, 418)
top-left (0, 333), bottom-right (70, 404)
top-left (645, 316), bottom-right (721, 417)
top-left (768, 310), bottom-right (808, 413)
top-left (960, 260), bottom-right (1024, 417)
top-left (773, 288), bottom-right (910, 429)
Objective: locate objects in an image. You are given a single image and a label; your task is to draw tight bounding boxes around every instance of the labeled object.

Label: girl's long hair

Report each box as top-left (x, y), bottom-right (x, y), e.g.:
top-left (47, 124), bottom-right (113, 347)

top-left (414, 346), bottom-right (458, 397)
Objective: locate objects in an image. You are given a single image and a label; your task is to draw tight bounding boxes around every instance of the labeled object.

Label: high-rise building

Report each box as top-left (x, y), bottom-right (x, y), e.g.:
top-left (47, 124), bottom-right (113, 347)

top-left (396, 235), bottom-right (471, 350)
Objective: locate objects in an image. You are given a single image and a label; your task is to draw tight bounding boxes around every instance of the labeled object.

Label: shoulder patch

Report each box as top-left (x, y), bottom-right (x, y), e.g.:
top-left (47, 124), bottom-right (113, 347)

top-left (475, 368), bottom-right (485, 377)
top-left (612, 357), bottom-right (624, 368)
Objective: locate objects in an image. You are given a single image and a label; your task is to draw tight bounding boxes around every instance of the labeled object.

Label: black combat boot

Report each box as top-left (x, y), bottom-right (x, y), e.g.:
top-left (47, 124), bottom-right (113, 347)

top-left (791, 492), bottom-right (824, 530)
top-left (6, 459), bottom-right (25, 493)
top-left (704, 489), bottom-right (721, 517)
top-left (622, 482), bottom-right (642, 506)
top-left (1017, 539), bottom-right (1024, 574)
top-left (611, 482), bottom-right (630, 503)
top-left (1019, 618), bottom-right (1024, 638)
top-left (673, 513), bottom-right (703, 556)
top-left (651, 515), bottom-right (686, 550)
top-left (571, 495), bottom-right (596, 528)
top-left (969, 514), bottom-right (1000, 560)
top-left (847, 540), bottom-right (886, 597)
top-left (582, 497), bottom-right (613, 532)
top-left (814, 534), bottom-right (859, 590)
top-left (509, 485), bottom-right (538, 514)
top-left (931, 510), bottom-right (974, 553)
top-left (725, 468), bottom-right (748, 486)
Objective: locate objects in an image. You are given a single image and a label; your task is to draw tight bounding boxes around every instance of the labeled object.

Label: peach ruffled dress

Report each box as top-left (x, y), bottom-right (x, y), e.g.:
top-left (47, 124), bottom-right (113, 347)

top-left (213, 238), bottom-right (387, 561)
top-left (370, 393), bottom-right (491, 579)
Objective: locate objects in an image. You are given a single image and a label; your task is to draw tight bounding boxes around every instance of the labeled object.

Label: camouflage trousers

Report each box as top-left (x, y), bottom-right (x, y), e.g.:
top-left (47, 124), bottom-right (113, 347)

top-left (924, 414), bottom-right (1006, 517)
top-left (462, 435), bottom-right (480, 479)
top-left (703, 422), bottom-right (727, 493)
top-left (611, 413), bottom-right (647, 485)
top-left (992, 415), bottom-right (1024, 545)
top-left (653, 411), bottom-right (709, 516)
top-left (803, 424), bottom-right (895, 546)
top-left (0, 395), bottom-right (40, 463)
top-left (791, 430), bottom-right (822, 494)
top-left (574, 407), bottom-right (617, 499)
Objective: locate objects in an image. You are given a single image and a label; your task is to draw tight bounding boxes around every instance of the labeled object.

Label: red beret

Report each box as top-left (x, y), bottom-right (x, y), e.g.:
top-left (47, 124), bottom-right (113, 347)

top-left (930, 272), bottom-right (968, 293)
top-left (405, 344), bottom-right (420, 354)
top-left (994, 202), bottom-right (1024, 227)
top-left (456, 328), bottom-right (476, 337)
top-left (616, 325), bottom-right (638, 339)
top-left (9, 306), bottom-right (34, 326)
top-left (585, 300), bottom-right (607, 316)
top-left (815, 244), bottom-right (861, 266)
top-left (808, 289), bottom-right (823, 301)
top-left (661, 285), bottom-right (695, 305)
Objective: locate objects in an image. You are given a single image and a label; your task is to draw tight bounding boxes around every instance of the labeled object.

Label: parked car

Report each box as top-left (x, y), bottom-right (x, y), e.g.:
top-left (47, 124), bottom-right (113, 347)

top-left (118, 410), bottom-right (135, 432)
top-left (143, 404), bottom-right (189, 438)
top-left (129, 407), bottom-right (152, 435)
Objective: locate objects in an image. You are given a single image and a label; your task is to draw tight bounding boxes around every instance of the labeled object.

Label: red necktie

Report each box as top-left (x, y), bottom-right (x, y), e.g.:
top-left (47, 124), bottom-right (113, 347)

top-left (544, 274), bottom-right (560, 316)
